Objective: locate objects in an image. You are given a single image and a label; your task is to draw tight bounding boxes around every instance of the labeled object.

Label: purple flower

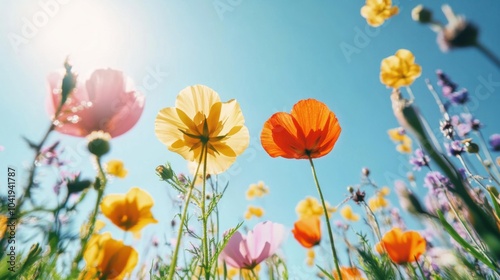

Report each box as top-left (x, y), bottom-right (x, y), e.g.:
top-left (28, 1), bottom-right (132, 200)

top-left (451, 114), bottom-right (481, 137)
top-left (489, 134), bottom-right (500, 151)
top-left (436, 70), bottom-right (469, 105)
top-left (445, 140), bottom-right (464, 156)
top-left (409, 148), bottom-right (430, 170)
top-left (448, 88), bottom-right (469, 105)
top-left (424, 171), bottom-right (453, 192)
top-left (436, 70), bottom-right (458, 95)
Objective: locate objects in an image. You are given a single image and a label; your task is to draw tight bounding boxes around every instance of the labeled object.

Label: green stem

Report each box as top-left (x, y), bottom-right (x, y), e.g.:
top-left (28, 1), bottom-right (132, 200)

top-left (201, 146), bottom-right (210, 280)
top-left (308, 157), bottom-right (343, 280)
top-left (71, 155), bottom-right (107, 274)
top-left (167, 145), bottom-right (206, 280)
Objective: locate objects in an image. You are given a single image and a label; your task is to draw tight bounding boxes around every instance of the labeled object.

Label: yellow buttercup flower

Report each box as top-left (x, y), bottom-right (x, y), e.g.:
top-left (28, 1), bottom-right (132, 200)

top-left (388, 128), bottom-right (412, 154)
top-left (306, 249), bottom-right (316, 267)
top-left (106, 160), bottom-right (128, 178)
top-left (0, 216), bottom-right (7, 239)
top-left (380, 49), bottom-right (422, 88)
top-left (155, 85), bottom-right (250, 174)
top-left (240, 264), bottom-right (260, 280)
top-left (368, 196), bottom-right (389, 211)
top-left (379, 186), bottom-right (391, 196)
top-left (361, 0), bottom-right (399, 27)
top-left (80, 232), bottom-right (138, 280)
top-left (340, 205), bottom-right (360, 222)
top-left (217, 265), bottom-right (238, 280)
top-left (245, 181), bottom-right (270, 200)
top-left (100, 187), bottom-right (158, 236)
top-left (244, 205), bottom-right (265, 220)
top-left (296, 196), bottom-right (336, 219)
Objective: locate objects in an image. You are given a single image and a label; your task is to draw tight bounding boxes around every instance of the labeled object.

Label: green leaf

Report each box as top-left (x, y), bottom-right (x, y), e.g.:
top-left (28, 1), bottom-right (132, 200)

top-left (436, 210), bottom-right (497, 270)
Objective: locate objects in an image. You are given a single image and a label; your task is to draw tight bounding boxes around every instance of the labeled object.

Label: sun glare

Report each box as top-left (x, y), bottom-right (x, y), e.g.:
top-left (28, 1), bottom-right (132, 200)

top-left (34, 1), bottom-right (122, 69)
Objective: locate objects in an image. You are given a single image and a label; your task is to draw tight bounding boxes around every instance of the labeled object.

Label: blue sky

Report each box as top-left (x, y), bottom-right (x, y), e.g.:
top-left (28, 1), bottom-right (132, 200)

top-left (1, 0), bottom-right (500, 278)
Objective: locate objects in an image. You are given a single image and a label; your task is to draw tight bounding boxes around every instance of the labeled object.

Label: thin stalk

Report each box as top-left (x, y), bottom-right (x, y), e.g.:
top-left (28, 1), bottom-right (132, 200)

top-left (475, 153), bottom-right (500, 187)
top-left (308, 157), bottom-right (343, 280)
top-left (71, 155), bottom-right (108, 273)
top-left (167, 145), bottom-right (205, 280)
top-left (201, 146), bottom-right (210, 280)
top-left (405, 86), bottom-right (416, 103)
top-left (0, 102), bottom-right (65, 254)
top-left (362, 201), bottom-right (383, 242)
top-left (475, 42), bottom-right (500, 69)
top-left (457, 155), bottom-right (489, 191)
top-left (476, 130), bottom-right (500, 181)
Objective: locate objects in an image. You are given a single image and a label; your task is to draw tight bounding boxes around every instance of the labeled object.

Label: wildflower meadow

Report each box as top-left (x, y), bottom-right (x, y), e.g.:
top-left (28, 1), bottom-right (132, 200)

top-left (1, 1), bottom-right (500, 279)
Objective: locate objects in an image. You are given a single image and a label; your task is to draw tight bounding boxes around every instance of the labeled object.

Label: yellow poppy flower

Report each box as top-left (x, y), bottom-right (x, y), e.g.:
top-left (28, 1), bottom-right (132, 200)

top-left (340, 205), bottom-right (360, 222)
top-left (361, 0), bottom-right (399, 27)
top-left (245, 181), bottom-right (270, 200)
top-left (100, 187), bottom-right (158, 235)
top-left (296, 197), bottom-right (336, 219)
top-left (380, 49), bottom-right (422, 88)
top-left (240, 264), bottom-right (260, 280)
top-left (106, 160), bottom-right (128, 178)
top-left (80, 232), bottom-right (138, 280)
top-left (244, 205), bottom-right (265, 220)
top-left (155, 85), bottom-right (249, 174)
top-left (216, 265), bottom-right (238, 280)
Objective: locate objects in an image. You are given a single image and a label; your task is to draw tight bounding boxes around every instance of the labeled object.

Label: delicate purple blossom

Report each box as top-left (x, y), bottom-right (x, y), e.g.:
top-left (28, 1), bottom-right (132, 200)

top-left (445, 140), bottom-right (464, 156)
top-left (424, 171), bottom-right (453, 193)
top-left (489, 134), bottom-right (500, 151)
top-left (451, 114), bottom-right (481, 137)
top-left (436, 70), bottom-right (469, 105)
top-left (436, 70), bottom-right (458, 95)
top-left (409, 148), bottom-right (430, 170)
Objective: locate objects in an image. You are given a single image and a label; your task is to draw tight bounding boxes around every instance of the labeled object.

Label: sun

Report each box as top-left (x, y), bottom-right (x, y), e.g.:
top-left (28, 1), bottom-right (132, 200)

top-left (33, 1), bottom-right (123, 69)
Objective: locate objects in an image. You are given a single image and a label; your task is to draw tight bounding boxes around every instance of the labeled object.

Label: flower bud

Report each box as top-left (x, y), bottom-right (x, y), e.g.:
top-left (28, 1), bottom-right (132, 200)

top-left (412, 5), bottom-right (433, 24)
top-left (67, 178), bottom-right (92, 194)
top-left (463, 140), bottom-right (479, 154)
top-left (361, 167), bottom-right (370, 177)
top-left (61, 57), bottom-right (78, 106)
top-left (87, 131), bottom-right (111, 157)
top-left (156, 163), bottom-right (174, 181)
top-left (347, 186), bottom-right (354, 193)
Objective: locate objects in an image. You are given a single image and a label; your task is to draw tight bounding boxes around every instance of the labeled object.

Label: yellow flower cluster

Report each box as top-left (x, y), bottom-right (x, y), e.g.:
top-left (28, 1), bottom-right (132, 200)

top-left (340, 205), bottom-right (360, 222)
top-left (244, 205), bottom-right (265, 220)
top-left (296, 196), bottom-right (336, 219)
top-left (388, 128), bottom-right (412, 154)
top-left (105, 159), bottom-right (128, 178)
top-left (80, 188), bottom-right (157, 279)
top-left (246, 181), bottom-right (269, 200)
top-left (368, 186), bottom-right (391, 211)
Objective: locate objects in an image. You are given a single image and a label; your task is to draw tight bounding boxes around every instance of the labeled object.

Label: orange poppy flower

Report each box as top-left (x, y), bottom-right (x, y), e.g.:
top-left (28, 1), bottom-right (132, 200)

top-left (261, 99), bottom-right (341, 159)
top-left (292, 217), bottom-right (321, 248)
top-left (375, 227), bottom-right (426, 264)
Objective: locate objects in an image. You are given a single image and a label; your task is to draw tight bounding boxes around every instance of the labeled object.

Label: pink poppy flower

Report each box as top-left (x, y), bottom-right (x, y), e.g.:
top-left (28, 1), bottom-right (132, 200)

top-left (46, 68), bottom-right (145, 138)
top-left (220, 221), bottom-right (285, 269)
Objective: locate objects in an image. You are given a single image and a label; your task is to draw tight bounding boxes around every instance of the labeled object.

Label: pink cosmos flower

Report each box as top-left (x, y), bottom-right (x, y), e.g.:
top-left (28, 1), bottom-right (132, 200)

top-left (46, 68), bottom-right (145, 138)
top-left (220, 221), bottom-right (285, 269)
